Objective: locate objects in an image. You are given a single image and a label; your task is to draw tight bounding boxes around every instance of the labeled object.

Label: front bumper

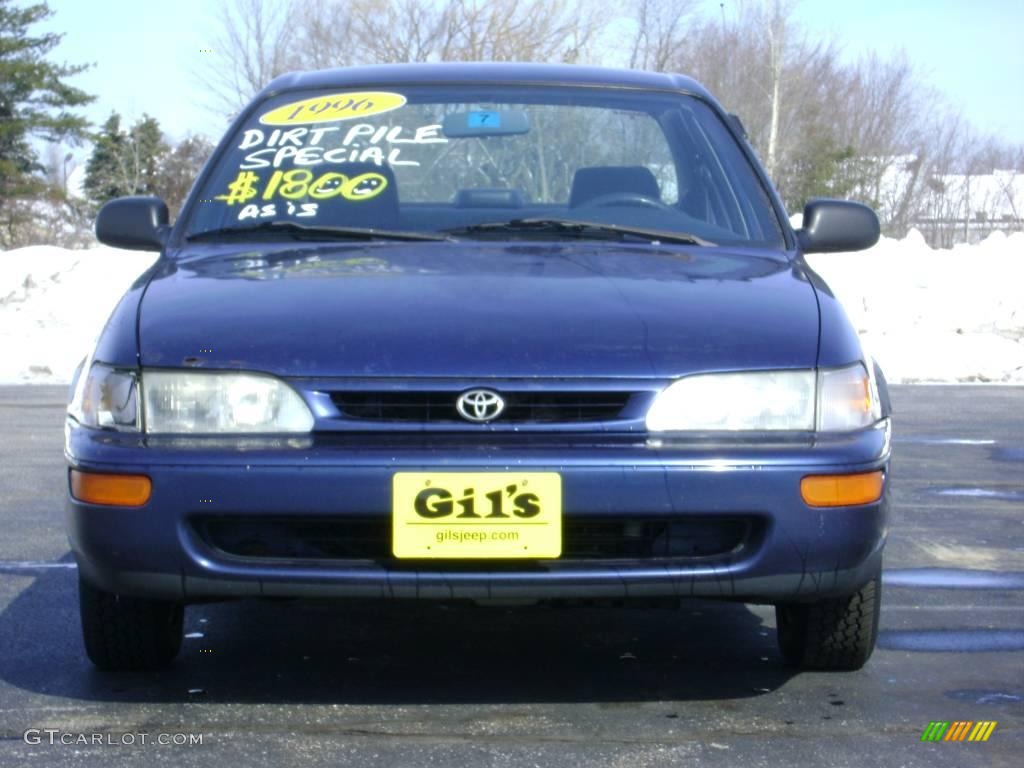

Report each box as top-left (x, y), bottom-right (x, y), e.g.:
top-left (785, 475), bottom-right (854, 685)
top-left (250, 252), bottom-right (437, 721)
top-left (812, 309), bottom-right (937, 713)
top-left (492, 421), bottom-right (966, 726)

top-left (66, 421), bottom-right (890, 603)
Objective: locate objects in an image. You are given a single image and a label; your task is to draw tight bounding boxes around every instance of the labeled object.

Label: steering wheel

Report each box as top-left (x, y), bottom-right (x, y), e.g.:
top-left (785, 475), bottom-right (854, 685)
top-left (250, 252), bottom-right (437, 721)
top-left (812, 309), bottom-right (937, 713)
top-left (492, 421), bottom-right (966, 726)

top-left (577, 192), bottom-right (674, 212)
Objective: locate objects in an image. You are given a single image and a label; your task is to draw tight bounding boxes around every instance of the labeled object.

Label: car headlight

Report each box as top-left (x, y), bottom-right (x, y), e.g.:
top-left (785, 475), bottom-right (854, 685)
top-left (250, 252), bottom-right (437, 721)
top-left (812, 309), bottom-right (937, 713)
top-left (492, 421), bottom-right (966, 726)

top-left (645, 363), bottom-right (880, 432)
top-left (646, 370), bottom-right (816, 431)
top-left (817, 362), bottom-right (882, 431)
top-left (142, 370), bottom-right (314, 434)
top-left (68, 363), bottom-right (140, 431)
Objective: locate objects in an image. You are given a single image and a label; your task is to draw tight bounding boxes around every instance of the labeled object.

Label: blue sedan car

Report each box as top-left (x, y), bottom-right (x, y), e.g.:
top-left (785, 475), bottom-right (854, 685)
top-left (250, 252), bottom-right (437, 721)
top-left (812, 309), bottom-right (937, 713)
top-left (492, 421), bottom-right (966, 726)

top-left (67, 63), bottom-right (890, 672)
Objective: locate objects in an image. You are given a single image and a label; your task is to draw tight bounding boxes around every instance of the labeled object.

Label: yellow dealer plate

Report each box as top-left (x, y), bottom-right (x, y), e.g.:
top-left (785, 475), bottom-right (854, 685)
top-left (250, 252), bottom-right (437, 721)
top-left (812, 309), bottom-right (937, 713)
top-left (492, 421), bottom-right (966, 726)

top-left (392, 472), bottom-right (562, 559)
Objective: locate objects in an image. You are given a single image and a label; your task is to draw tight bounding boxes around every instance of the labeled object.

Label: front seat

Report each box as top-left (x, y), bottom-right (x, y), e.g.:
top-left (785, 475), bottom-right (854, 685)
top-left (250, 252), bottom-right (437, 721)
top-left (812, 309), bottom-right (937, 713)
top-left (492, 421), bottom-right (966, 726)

top-left (568, 165), bottom-right (661, 208)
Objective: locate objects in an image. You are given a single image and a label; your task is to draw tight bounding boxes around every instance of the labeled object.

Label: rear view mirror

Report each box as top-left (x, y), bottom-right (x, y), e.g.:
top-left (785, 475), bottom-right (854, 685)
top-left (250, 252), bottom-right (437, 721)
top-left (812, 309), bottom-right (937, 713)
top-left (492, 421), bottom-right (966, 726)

top-left (442, 109), bottom-right (530, 138)
top-left (797, 199), bottom-right (880, 254)
top-left (95, 196), bottom-right (170, 251)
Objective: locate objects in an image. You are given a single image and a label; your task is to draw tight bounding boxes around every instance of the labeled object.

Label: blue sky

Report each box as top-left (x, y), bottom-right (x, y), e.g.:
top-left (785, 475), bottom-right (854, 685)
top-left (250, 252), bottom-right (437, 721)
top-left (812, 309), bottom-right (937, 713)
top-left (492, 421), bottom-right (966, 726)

top-left (40, 0), bottom-right (1024, 147)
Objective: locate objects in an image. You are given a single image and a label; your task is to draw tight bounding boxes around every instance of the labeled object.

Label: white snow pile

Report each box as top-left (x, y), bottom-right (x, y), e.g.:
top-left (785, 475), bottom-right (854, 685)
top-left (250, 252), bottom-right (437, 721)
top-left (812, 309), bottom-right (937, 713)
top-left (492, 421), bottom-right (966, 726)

top-left (0, 246), bottom-right (158, 385)
top-left (1, 231), bottom-right (1022, 385)
top-left (804, 227), bottom-right (1024, 384)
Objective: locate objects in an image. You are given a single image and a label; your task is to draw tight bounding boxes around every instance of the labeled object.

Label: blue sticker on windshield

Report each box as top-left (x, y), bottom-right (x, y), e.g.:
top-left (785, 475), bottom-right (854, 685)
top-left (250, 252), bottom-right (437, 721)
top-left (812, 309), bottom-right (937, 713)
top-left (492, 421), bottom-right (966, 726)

top-left (468, 111), bottom-right (501, 128)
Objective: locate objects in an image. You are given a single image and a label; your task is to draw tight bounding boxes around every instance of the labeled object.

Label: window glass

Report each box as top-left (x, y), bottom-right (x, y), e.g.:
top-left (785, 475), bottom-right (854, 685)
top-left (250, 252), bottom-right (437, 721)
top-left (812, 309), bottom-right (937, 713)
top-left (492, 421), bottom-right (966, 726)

top-left (185, 85), bottom-right (784, 247)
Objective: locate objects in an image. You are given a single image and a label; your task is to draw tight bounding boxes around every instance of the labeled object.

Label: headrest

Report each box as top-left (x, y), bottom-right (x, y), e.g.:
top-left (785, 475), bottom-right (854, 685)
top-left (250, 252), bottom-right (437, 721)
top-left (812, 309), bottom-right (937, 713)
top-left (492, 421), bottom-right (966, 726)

top-left (569, 165), bottom-right (660, 208)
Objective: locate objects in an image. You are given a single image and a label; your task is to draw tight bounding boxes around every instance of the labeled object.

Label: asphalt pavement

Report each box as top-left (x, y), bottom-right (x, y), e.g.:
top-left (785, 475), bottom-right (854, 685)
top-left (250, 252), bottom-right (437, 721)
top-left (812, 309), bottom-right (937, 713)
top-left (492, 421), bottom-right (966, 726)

top-left (0, 385), bottom-right (1021, 767)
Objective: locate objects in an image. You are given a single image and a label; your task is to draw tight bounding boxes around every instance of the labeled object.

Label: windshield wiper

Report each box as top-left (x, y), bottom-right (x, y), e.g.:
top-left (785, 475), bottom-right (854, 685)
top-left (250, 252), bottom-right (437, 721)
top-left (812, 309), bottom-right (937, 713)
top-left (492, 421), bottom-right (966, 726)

top-left (187, 220), bottom-right (454, 242)
top-left (442, 218), bottom-right (715, 246)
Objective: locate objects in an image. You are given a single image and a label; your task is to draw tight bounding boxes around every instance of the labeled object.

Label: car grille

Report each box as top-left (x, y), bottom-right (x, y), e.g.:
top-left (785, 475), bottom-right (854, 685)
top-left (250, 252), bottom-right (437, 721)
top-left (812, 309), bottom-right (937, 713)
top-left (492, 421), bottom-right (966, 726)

top-left (329, 391), bottom-right (632, 423)
top-left (194, 516), bottom-right (754, 563)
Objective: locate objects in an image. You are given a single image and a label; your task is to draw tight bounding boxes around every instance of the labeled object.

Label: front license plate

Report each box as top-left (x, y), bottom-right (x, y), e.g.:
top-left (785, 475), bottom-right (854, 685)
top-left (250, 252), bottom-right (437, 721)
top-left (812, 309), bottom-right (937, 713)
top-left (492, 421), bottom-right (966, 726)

top-left (392, 472), bottom-right (562, 559)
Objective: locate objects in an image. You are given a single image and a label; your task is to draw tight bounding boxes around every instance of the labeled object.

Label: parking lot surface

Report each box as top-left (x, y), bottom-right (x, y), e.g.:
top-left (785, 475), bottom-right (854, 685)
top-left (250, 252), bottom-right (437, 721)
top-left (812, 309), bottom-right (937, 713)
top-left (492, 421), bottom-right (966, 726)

top-left (0, 385), bottom-right (1021, 766)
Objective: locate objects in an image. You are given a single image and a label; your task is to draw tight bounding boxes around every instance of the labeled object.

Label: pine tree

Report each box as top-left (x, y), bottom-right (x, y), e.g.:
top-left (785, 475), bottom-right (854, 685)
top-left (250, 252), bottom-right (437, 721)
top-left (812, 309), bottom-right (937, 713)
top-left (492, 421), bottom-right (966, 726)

top-left (82, 114), bottom-right (127, 205)
top-left (0, 0), bottom-right (93, 246)
top-left (83, 112), bottom-right (169, 210)
top-left (128, 115), bottom-right (166, 195)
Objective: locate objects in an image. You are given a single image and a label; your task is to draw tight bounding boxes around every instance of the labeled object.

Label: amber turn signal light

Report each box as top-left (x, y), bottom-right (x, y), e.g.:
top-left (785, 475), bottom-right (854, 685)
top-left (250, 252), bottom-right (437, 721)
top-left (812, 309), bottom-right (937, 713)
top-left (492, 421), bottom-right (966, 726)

top-left (70, 470), bottom-right (151, 507)
top-left (800, 470), bottom-right (884, 507)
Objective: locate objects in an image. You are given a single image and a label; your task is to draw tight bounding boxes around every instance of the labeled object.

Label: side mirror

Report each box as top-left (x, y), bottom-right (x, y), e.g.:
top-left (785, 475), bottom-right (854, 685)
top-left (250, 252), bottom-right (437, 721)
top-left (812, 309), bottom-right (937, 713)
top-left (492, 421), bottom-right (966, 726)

top-left (797, 199), bottom-right (880, 254)
top-left (95, 196), bottom-right (170, 251)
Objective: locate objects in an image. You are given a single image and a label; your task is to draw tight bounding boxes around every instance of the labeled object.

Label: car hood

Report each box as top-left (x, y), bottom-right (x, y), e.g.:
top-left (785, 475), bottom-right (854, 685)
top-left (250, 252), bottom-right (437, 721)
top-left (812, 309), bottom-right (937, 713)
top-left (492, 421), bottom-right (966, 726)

top-left (138, 242), bottom-right (819, 379)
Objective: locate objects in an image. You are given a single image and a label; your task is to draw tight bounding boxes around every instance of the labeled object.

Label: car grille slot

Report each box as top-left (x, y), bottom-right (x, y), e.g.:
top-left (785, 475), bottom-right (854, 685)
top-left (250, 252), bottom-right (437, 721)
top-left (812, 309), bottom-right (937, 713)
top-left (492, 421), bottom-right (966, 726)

top-left (330, 391), bottom-right (632, 423)
top-left (195, 516), bottom-right (753, 563)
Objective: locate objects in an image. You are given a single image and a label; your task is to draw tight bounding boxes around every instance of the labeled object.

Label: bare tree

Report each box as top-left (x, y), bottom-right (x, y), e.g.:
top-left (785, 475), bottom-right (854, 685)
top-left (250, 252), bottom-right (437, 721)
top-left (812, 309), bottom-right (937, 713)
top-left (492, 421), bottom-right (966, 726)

top-left (659, 1), bottom-right (843, 207)
top-left (910, 108), bottom-right (970, 245)
top-left (203, 0), bottom-right (613, 110)
top-left (292, 0), bottom-right (360, 69)
top-left (834, 53), bottom-right (918, 216)
top-left (158, 136), bottom-right (216, 218)
top-left (360, 0), bottom-right (461, 63)
top-left (444, 0), bottom-right (608, 63)
top-left (205, 0), bottom-right (299, 114)
top-left (628, 0), bottom-right (696, 71)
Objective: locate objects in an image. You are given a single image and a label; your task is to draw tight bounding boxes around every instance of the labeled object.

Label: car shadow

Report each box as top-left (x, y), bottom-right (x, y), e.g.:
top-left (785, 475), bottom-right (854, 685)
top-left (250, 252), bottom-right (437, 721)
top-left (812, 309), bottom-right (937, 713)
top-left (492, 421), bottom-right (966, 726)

top-left (0, 553), bottom-right (796, 705)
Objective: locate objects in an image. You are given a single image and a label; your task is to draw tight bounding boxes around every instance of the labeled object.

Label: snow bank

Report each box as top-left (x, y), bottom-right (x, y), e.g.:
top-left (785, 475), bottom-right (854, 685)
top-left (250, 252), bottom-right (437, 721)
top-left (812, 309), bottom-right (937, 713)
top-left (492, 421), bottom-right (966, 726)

top-left (805, 227), bottom-right (1024, 383)
top-left (1, 231), bottom-right (1022, 385)
top-left (0, 246), bottom-right (158, 384)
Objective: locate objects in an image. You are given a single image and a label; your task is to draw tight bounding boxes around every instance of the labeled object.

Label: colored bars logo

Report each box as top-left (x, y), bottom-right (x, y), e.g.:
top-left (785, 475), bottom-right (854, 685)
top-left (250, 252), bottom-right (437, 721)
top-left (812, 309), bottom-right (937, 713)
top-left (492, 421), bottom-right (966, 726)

top-left (921, 721), bottom-right (997, 742)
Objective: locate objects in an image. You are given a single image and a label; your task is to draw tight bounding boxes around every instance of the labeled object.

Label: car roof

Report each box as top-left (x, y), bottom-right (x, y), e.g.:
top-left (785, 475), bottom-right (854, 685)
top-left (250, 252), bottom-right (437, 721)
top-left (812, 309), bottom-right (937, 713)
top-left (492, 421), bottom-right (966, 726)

top-left (260, 62), bottom-right (712, 101)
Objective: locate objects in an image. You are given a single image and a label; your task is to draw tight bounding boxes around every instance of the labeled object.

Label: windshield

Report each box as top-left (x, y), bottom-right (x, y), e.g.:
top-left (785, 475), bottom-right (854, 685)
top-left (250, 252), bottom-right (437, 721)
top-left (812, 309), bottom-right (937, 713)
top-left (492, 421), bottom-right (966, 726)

top-left (185, 85), bottom-right (785, 247)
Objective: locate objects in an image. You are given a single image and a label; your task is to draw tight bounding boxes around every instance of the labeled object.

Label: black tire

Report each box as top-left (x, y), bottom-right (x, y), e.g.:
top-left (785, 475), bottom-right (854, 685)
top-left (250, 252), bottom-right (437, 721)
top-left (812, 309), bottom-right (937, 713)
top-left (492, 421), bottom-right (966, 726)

top-left (775, 575), bottom-right (881, 671)
top-left (79, 577), bottom-right (184, 671)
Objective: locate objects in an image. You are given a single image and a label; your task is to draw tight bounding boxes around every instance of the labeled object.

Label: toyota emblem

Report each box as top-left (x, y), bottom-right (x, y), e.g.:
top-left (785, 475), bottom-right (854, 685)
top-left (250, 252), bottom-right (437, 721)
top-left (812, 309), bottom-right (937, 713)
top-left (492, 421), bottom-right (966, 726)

top-left (456, 389), bottom-right (505, 423)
